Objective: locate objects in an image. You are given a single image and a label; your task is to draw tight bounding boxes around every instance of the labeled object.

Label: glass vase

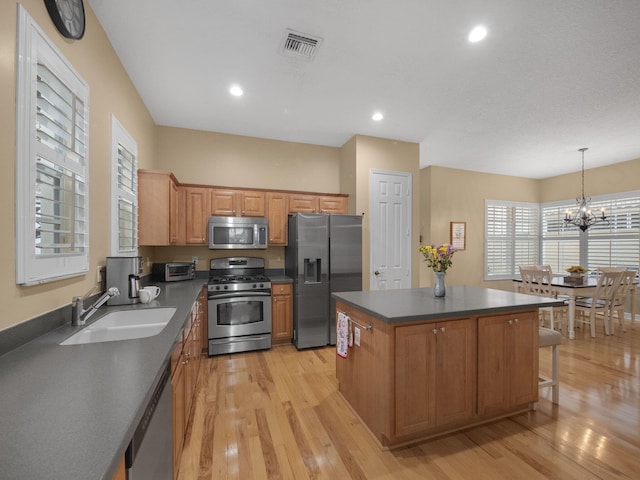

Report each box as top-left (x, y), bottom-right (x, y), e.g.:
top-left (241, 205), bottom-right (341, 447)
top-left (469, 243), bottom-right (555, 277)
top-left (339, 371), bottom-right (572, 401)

top-left (433, 271), bottom-right (446, 297)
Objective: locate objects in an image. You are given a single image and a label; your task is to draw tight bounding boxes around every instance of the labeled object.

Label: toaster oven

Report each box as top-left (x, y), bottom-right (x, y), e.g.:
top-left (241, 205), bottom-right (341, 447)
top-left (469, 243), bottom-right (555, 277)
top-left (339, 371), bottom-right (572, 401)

top-left (152, 262), bottom-right (196, 282)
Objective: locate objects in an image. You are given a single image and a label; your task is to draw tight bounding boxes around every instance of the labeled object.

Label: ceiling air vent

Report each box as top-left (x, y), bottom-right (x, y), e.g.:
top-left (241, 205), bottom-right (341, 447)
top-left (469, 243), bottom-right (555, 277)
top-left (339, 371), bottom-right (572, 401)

top-left (281, 30), bottom-right (322, 60)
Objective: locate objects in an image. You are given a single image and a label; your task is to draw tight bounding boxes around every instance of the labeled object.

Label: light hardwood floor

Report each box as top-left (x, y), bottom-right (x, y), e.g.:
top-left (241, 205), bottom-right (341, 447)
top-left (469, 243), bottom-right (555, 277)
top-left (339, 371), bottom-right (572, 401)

top-left (178, 324), bottom-right (640, 479)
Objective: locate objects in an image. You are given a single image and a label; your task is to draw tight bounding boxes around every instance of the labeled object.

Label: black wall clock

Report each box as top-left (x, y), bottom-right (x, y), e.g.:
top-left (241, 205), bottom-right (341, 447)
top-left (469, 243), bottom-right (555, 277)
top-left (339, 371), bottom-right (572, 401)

top-left (44, 0), bottom-right (86, 40)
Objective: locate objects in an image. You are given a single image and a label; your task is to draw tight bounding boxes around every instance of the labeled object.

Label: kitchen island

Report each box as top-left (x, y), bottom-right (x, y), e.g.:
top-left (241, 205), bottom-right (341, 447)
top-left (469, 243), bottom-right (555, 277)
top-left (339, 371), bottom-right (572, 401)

top-left (333, 286), bottom-right (563, 448)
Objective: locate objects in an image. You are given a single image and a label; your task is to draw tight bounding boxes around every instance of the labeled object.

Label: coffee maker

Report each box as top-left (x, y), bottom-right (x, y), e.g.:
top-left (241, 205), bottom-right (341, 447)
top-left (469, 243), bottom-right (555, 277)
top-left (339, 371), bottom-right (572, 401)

top-left (106, 256), bottom-right (142, 305)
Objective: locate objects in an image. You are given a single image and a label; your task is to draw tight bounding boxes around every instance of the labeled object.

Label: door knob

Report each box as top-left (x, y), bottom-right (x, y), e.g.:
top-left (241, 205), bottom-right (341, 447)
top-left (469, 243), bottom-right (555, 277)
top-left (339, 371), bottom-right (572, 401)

top-left (374, 270), bottom-right (380, 276)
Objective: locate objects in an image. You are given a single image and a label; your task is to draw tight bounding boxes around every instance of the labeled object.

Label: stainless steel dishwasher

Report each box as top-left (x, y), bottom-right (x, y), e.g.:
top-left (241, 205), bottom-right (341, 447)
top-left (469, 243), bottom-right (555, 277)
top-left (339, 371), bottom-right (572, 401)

top-left (125, 363), bottom-right (172, 480)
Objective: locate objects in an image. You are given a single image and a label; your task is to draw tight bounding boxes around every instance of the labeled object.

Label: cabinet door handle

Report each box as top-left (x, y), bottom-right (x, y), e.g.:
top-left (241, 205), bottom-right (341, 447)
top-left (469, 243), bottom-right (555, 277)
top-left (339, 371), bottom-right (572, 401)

top-left (514, 318), bottom-right (519, 324)
top-left (440, 327), bottom-right (445, 333)
top-left (432, 328), bottom-right (438, 334)
top-left (508, 319), bottom-right (513, 325)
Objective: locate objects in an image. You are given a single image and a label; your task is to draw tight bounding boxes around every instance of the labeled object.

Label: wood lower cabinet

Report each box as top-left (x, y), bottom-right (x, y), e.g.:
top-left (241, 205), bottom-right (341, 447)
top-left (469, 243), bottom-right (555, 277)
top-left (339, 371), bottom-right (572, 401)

top-left (271, 283), bottom-right (293, 344)
top-left (172, 289), bottom-right (208, 479)
top-left (211, 188), bottom-right (265, 217)
top-left (171, 339), bottom-right (186, 480)
top-left (112, 457), bottom-right (126, 480)
top-left (395, 318), bottom-right (475, 437)
top-left (139, 170), bottom-right (182, 245)
top-left (266, 192), bottom-right (288, 245)
top-left (477, 311), bottom-right (538, 416)
top-left (184, 186), bottom-right (210, 244)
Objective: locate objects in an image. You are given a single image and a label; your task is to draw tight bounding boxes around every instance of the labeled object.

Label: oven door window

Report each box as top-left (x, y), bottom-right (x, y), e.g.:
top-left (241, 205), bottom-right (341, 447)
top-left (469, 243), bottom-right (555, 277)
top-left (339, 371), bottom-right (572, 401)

top-left (213, 226), bottom-right (254, 246)
top-left (217, 299), bottom-right (264, 326)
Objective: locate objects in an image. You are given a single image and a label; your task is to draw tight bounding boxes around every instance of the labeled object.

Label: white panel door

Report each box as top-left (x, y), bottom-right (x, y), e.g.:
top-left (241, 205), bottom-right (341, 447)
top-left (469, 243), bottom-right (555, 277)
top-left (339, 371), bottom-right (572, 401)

top-left (370, 170), bottom-right (411, 290)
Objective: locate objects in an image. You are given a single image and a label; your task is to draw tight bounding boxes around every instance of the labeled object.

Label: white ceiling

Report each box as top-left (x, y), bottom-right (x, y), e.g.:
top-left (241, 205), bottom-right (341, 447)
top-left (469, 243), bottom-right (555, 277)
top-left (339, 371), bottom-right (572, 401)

top-left (87, 0), bottom-right (640, 179)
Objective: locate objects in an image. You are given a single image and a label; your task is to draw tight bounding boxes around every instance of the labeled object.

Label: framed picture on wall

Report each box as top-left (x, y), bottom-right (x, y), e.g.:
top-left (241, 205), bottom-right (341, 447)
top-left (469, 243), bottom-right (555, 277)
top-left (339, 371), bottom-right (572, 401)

top-left (450, 221), bottom-right (466, 250)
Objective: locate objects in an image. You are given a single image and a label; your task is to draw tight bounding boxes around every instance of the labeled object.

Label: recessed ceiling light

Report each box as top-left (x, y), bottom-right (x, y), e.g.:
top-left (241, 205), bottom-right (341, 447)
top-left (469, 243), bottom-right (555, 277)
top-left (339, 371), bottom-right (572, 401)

top-left (468, 25), bottom-right (488, 43)
top-left (372, 112), bottom-right (384, 121)
top-left (229, 85), bottom-right (243, 97)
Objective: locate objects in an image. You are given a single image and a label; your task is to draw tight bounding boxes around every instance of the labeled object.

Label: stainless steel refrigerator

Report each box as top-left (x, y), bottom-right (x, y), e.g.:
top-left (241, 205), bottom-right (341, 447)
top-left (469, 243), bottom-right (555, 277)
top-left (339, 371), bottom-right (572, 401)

top-left (285, 213), bottom-right (362, 349)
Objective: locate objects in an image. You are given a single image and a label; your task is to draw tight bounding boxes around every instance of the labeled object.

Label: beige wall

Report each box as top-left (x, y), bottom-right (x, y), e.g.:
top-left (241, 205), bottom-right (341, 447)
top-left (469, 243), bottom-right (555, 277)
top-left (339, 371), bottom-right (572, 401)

top-left (420, 166), bottom-right (540, 291)
top-left (154, 126), bottom-right (341, 192)
top-left (540, 156), bottom-right (640, 202)
top-left (1, 1), bottom-right (156, 330)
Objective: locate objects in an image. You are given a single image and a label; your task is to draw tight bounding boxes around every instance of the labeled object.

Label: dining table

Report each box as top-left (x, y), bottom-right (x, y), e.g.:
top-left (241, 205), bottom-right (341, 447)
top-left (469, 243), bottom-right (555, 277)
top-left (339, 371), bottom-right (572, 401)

top-left (513, 275), bottom-right (637, 339)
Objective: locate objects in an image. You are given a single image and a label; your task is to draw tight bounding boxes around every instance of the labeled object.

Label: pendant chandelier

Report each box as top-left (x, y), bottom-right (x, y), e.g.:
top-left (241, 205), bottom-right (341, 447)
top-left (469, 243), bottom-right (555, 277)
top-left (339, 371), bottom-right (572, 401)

top-left (564, 147), bottom-right (607, 232)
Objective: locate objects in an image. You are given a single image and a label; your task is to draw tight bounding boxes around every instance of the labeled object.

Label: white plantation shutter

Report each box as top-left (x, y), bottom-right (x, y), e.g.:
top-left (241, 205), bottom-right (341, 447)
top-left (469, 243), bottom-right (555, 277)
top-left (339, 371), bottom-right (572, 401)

top-left (586, 195), bottom-right (640, 271)
top-left (485, 201), bottom-right (539, 279)
top-left (542, 192), bottom-right (640, 274)
top-left (541, 203), bottom-right (580, 273)
top-left (16, 7), bottom-right (89, 284)
top-left (111, 117), bottom-right (138, 255)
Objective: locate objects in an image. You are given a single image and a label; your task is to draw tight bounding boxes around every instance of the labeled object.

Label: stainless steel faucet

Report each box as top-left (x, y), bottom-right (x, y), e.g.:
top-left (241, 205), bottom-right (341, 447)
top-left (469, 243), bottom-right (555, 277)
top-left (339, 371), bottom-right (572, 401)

top-left (71, 287), bottom-right (120, 326)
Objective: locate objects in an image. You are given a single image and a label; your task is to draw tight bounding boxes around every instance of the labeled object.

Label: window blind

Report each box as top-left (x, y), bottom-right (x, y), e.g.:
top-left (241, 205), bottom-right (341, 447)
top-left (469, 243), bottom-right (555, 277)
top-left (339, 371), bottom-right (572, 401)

top-left (116, 143), bottom-right (137, 253)
top-left (485, 201), bottom-right (539, 279)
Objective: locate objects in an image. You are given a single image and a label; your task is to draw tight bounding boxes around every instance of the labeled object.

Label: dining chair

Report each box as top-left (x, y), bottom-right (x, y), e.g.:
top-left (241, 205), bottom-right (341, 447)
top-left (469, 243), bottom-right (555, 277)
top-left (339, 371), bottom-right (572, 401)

top-left (538, 326), bottom-right (561, 405)
top-left (608, 270), bottom-right (637, 334)
top-left (519, 267), bottom-right (566, 331)
top-left (574, 270), bottom-right (624, 337)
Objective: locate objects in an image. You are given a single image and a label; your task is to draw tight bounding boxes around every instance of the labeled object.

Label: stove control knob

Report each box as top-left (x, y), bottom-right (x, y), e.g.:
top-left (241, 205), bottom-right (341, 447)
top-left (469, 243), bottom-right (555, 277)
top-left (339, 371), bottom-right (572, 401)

top-left (215, 286), bottom-right (221, 291)
top-left (259, 283), bottom-right (264, 288)
top-left (252, 284), bottom-right (257, 288)
top-left (224, 285), bottom-right (228, 290)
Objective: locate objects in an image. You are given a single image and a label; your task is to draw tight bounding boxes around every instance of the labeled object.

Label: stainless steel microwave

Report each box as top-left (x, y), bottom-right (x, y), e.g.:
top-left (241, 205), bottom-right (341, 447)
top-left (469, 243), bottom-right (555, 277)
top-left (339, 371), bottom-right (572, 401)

top-left (208, 216), bottom-right (268, 249)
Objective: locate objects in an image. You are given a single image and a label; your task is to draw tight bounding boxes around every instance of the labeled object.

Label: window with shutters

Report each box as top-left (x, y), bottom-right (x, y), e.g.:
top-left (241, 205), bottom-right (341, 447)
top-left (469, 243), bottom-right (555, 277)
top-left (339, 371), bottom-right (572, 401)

top-left (16, 6), bottom-right (90, 285)
top-left (485, 201), bottom-right (540, 280)
top-left (542, 192), bottom-right (640, 273)
top-left (110, 116), bottom-right (138, 256)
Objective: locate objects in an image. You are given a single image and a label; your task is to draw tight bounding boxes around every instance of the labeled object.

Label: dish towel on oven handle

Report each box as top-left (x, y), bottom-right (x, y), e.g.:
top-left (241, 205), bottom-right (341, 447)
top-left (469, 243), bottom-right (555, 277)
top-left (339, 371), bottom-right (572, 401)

top-left (337, 312), bottom-right (349, 358)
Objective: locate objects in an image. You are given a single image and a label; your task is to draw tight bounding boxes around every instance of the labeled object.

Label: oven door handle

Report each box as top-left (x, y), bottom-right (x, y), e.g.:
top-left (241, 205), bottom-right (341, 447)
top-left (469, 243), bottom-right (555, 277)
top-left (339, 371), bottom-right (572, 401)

top-left (208, 291), bottom-right (271, 300)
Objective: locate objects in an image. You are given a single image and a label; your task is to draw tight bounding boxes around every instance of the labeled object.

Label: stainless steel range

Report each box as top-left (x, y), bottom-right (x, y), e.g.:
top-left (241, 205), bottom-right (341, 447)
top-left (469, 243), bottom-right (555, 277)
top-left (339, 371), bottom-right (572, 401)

top-left (207, 257), bottom-right (272, 356)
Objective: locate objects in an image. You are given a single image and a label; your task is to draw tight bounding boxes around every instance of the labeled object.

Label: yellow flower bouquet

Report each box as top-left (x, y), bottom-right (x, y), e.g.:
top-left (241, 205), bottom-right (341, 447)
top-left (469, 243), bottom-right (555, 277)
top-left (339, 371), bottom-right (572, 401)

top-left (419, 244), bottom-right (456, 273)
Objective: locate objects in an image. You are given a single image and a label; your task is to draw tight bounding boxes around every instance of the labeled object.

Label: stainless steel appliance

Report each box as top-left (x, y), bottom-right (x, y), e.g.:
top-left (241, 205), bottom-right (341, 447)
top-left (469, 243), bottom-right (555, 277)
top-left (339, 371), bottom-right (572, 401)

top-left (125, 364), bottom-right (172, 480)
top-left (208, 216), bottom-right (268, 249)
top-left (106, 256), bottom-right (142, 305)
top-left (151, 262), bottom-right (196, 282)
top-left (285, 213), bottom-right (362, 349)
top-left (207, 257), bottom-right (272, 355)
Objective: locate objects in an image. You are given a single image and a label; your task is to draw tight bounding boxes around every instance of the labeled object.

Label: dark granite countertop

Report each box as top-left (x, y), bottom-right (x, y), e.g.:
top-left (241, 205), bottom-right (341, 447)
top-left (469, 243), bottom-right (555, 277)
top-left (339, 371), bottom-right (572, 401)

top-left (333, 286), bottom-right (565, 323)
top-left (0, 279), bottom-right (207, 480)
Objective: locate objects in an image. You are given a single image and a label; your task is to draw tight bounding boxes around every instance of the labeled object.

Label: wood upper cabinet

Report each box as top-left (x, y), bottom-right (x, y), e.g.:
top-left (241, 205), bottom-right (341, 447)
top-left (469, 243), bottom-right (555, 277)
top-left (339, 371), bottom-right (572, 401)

top-left (395, 318), bottom-right (476, 438)
top-left (477, 311), bottom-right (538, 417)
top-left (288, 193), bottom-right (348, 214)
top-left (139, 170), bottom-right (182, 245)
top-left (319, 195), bottom-right (348, 214)
top-left (112, 457), bottom-right (126, 480)
top-left (211, 188), bottom-right (265, 217)
top-left (271, 283), bottom-right (293, 344)
top-left (288, 194), bottom-right (318, 213)
top-left (184, 186), bottom-right (210, 244)
top-left (266, 192), bottom-right (288, 245)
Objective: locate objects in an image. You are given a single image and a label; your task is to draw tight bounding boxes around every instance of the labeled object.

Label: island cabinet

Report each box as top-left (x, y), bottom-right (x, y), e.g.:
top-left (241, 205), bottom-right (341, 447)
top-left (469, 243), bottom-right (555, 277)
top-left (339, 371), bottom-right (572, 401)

top-left (211, 188), bottom-right (265, 217)
top-left (334, 291), bottom-right (544, 448)
top-left (395, 318), bottom-right (476, 437)
top-left (477, 311), bottom-right (538, 416)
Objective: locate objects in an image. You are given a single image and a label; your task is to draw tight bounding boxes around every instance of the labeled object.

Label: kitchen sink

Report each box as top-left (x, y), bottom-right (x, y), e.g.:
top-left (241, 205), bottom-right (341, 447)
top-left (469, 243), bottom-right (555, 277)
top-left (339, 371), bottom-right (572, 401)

top-left (60, 307), bottom-right (177, 345)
